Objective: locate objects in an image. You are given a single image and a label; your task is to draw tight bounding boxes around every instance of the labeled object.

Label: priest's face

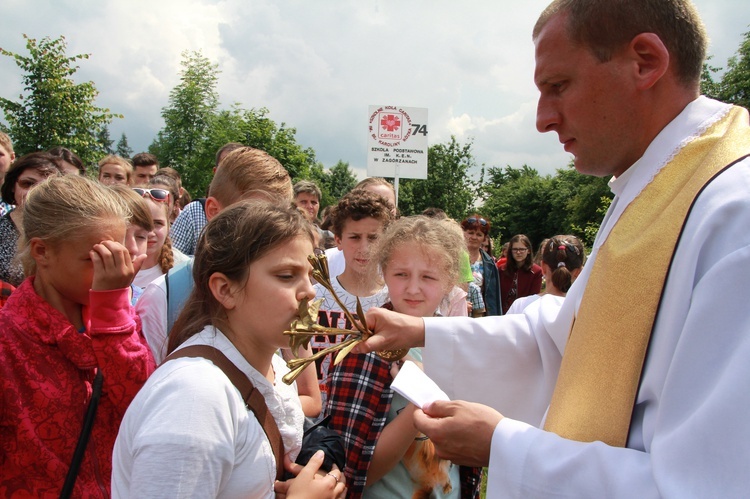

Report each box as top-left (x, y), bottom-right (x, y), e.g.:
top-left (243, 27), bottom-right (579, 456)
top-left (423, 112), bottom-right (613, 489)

top-left (534, 12), bottom-right (642, 178)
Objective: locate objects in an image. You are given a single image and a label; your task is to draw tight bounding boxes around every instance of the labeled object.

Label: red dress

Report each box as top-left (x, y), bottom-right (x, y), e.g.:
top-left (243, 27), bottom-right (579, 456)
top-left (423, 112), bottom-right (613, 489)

top-left (0, 278), bottom-right (155, 498)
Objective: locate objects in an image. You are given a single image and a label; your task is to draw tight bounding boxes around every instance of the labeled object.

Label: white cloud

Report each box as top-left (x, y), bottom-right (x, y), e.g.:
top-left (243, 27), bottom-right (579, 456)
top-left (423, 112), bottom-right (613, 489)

top-left (0, 0), bottom-right (747, 177)
top-left (446, 113), bottom-right (476, 137)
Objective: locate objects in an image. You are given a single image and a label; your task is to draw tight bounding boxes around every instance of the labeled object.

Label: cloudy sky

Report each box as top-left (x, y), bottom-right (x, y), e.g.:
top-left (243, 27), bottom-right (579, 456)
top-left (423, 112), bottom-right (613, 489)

top-left (1, 0), bottom-right (747, 179)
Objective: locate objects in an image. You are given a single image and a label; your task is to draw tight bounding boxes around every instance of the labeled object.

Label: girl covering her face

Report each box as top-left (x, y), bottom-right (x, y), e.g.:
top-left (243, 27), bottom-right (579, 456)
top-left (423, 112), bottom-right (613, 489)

top-left (0, 175), bottom-right (154, 496)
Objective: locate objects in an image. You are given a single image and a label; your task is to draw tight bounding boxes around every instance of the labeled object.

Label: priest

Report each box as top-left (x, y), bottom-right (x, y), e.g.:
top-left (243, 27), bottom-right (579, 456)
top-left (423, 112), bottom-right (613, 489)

top-left (356, 0), bottom-right (750, 496)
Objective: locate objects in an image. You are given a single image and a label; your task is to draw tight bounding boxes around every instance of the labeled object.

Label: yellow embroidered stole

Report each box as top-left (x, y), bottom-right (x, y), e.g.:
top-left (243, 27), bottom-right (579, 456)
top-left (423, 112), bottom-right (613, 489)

top-left (543, 106), bottom-right (750, 447)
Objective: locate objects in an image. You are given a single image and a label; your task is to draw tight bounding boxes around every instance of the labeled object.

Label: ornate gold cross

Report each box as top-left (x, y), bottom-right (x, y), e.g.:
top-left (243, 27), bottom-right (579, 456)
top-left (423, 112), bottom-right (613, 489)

top-left (282, 253), bottom-right (406, 384)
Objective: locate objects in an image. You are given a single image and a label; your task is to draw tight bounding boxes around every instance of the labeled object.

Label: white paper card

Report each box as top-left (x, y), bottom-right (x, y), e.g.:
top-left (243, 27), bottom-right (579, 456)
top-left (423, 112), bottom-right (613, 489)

top-left (391, 360), bottom-right (450, 408)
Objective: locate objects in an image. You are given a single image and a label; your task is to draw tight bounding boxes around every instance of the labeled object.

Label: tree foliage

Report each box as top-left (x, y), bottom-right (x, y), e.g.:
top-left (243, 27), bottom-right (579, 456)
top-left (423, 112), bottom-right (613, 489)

top-left (314, 160), bottom-right (358, 209)
top-left (715, 29), bottom-right (750, 109)
top-left (205, 106), bottom-right (317, 180)
top-left (700, 57), bottom-right (722, 98)
top-left (479, 163), bottom-right (612, 249)
top-left (149, 50), bottom-right (219, 192)
top-left (549, 164), bottom-right (612, 246)
top-left (116, 133), bottom-right (133, 159)
top-left (0, 35), bottom-right (122, 167)
top-left (701, 30), bottom-right (750, 109)
top-left (98, 125), bottom-right (114, 155)
top-left (397, 136), bottom-right (479, 220)
top-left (480, 165), bottom-right (559, 245)
top-left (150, 51), bottom-right (317, 196)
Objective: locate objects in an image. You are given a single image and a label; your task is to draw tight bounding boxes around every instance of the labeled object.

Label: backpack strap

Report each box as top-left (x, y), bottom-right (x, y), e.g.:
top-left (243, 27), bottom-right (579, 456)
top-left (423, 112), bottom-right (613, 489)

top-left (163, 345), bottom-right (285, 480)
top-left (60, 369), bottom-right (103, 499)
top-left (165, 260), bottom-right (194, 334)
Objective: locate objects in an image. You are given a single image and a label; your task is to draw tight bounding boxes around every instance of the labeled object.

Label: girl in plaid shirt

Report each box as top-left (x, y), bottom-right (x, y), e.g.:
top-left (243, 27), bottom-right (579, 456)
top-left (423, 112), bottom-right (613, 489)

top-left (326, 216), bottom-right (481, 498)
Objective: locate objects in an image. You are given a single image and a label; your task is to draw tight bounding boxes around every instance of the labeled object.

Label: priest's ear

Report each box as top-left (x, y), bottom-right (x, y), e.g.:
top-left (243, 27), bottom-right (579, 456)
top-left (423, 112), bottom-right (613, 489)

top-left (627, 32), bottom-right (670, 91)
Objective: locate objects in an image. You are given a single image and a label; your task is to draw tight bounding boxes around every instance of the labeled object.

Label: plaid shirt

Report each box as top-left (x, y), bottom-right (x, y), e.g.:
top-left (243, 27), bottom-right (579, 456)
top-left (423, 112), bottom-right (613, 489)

top-left (169, 200), bottom-right (207, 255)
top-left (467, 281), bottom-right (485, 312)
top-left (327, 351), bottom-right (392, 497)
top-left (326, 319), bottom-right (481, 498)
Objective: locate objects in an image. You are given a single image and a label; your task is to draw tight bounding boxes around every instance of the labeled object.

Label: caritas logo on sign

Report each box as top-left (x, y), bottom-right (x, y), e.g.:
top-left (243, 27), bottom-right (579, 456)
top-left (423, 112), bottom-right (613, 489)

top-left (377, 112), bottom-right (405, 142)
top-left (367, 105), bottom-right (428, 179)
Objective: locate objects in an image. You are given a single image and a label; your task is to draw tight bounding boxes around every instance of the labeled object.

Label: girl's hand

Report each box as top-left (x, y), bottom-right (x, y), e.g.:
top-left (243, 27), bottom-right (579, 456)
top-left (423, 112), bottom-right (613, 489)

top-left (90, 240), bottom-right (146, 291)
top-left (274, 450), bottom-right (346, 499)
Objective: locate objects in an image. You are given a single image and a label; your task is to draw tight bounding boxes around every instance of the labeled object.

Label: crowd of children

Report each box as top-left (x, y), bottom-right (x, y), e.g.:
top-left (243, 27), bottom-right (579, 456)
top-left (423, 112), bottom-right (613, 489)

top-left (0, 132), bottom-right (586, 497)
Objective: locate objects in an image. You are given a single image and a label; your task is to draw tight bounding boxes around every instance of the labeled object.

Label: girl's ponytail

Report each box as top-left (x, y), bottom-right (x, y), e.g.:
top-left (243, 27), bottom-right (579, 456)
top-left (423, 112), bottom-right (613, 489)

top-left (543, 236), bottom-right (586, 293)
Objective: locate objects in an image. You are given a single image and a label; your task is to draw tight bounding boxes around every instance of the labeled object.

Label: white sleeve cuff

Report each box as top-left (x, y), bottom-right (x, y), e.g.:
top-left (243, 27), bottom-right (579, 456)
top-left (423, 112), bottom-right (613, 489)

top-left (487, 418), bottom-right (537, 497)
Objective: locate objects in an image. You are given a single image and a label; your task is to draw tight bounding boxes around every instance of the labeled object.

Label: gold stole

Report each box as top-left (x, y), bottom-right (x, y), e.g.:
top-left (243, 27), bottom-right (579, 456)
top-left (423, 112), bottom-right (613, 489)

top-left (543, 106), bottom-right (750, 447)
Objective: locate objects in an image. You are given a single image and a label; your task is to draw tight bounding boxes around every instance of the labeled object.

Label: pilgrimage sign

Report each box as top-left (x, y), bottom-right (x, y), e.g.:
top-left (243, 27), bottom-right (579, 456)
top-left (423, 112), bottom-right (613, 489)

top-left (367, 106), bottom-right (428, 189)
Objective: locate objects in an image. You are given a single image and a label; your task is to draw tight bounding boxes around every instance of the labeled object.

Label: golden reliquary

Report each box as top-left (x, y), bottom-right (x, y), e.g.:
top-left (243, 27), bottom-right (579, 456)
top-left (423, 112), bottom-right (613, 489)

top-left (282, 253), bottom-right (407, 384)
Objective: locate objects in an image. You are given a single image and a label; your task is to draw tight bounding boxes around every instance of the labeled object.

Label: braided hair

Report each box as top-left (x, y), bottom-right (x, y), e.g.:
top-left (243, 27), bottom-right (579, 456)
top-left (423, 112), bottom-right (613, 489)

top-left (158, 235), bottom-right (176, 274)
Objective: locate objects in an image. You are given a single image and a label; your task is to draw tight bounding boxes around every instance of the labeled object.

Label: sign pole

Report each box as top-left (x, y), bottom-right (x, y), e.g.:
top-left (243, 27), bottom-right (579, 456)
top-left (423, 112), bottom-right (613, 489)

top-left (394, 163), bottom-right (400, 207)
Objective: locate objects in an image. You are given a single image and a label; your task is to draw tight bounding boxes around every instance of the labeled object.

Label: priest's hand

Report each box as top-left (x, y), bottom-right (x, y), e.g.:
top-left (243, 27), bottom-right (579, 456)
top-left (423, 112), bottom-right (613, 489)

top-left (354, 307), bottom-right (426, 353)
top-left (414, 400), bottom-right (503, 468)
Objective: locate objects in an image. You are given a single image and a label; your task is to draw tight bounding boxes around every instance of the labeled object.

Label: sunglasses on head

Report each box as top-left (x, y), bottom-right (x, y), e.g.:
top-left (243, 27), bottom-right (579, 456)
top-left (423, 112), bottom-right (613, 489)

top-left (133, 188), bottom-right (170, 202)
top-left (466, 217), bottom-right (488, 226)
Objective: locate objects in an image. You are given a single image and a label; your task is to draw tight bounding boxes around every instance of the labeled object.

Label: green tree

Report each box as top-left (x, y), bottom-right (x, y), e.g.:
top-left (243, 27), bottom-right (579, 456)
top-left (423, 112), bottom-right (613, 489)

top-left (716, 29), bottom-right (750, 109)
top-left (180, 105), bottom-right (318, 195)
top-left (116, 132), bottom-right (133, 159)
top-left (570, 195), bottom-right (612, 247)
top-left (316, 160), bottom-right (358, 208)
top-left (397, 136), bottom-right (478, 219)
top-left (211, 106), bottom-right (317, 181)
top-left (549, 164), bottom-right (612, 247)
top-left (97, 125), bottom-right (114, 155)
top-left (150, 50), bottom-right (219, 191)
top-left (480, 165), bottom-right (559, 246)
top-left (0, 35), bottom-right (122, 167)
top-left (150, 51), bottom-right (318, 195)
top-left (700, 57), bottom-right (722, 99)
top-left (478, 162), bottom-right (612, 248)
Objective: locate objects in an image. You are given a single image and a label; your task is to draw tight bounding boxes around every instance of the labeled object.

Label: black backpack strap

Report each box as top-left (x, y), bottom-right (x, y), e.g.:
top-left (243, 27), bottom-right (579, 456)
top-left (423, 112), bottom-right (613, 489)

top-left (60, 369), bottom-right (103, 499)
